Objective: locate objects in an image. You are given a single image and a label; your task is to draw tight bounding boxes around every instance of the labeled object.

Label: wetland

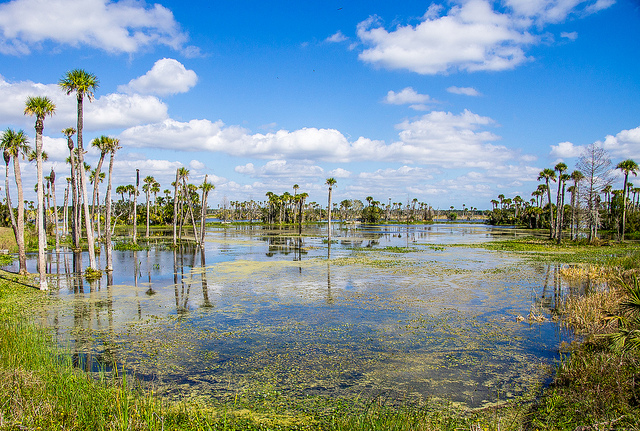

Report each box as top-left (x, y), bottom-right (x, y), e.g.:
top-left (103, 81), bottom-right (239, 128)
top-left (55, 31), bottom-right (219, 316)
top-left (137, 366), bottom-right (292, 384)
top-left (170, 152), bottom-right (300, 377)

top-left (3, 223), bottom-right (576, 410)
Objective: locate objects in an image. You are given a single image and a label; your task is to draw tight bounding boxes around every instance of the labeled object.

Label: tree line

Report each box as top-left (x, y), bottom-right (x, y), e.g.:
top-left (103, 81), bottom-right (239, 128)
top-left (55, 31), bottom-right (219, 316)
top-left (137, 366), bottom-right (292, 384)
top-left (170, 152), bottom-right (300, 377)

top-left (488, 143), bottom-right (639, 243)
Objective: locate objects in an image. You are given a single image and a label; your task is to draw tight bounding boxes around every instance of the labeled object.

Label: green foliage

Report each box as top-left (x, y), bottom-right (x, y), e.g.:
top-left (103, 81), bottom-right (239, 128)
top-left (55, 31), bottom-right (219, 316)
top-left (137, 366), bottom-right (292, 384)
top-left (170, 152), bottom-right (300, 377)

top-left (114, 241), bottom-right (148, 251)
top-left (84, 267), bottom-right (103, 281)
top-left (447, 212), bottom-right (457, 221)
top-left (361, 205), bottom-right (382, 223)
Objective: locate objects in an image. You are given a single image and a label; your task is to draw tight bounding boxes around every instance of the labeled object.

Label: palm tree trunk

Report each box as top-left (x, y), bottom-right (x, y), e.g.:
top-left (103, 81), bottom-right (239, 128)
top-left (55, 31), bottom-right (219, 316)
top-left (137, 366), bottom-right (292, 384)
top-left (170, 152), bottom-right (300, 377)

top-left (51, 172), bottom-right (59, 252)
top-left (63, 183), bottom-right (69, 237)
top-left (133, 169), bottom-right (139, 244)
top-left (12, 157), bottom-right (27, 274)
top-left (91, 154), bottom-right (106, 236)
top-left (35, 122), bottom-right (48, 290)
top-left (4, 159), bottom-right (20, 269)
top-left (76, 94), bottom-right (97, 270)
top-left (105, 151), bottom-right (115, 271)
top-left (172, 170), bottom-right (179, 247)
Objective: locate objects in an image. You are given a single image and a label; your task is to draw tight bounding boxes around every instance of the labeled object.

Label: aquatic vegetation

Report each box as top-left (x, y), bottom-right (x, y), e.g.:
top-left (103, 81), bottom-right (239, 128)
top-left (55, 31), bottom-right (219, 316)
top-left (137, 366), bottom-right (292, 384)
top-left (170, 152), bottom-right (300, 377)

top-left (114, 240), bottom-right (148, 251)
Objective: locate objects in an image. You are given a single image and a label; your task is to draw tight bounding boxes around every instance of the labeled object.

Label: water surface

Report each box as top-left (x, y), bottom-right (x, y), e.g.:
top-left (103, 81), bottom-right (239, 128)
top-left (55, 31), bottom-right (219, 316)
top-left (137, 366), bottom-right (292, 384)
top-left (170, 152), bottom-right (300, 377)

top-left (6, 223), bottom-right (572, 408)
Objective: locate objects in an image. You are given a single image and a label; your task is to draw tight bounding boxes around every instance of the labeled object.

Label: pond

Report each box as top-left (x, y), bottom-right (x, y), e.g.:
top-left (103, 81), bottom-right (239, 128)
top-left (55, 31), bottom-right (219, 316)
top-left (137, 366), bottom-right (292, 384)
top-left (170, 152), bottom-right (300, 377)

top-left (6, 223), bottom-right (575, 408)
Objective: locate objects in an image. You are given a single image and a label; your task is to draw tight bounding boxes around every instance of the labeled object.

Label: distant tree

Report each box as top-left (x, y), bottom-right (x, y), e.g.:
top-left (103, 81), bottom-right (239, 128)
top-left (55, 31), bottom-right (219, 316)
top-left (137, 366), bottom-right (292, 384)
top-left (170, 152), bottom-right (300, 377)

top-left (326, 178), bottom-right (337, 247)
top-left (576, 144), bottom-right (612, 242)
top-left (538, 168), bottom-right (556, 239)
top-left (617, 159), bottom-right (639, 241)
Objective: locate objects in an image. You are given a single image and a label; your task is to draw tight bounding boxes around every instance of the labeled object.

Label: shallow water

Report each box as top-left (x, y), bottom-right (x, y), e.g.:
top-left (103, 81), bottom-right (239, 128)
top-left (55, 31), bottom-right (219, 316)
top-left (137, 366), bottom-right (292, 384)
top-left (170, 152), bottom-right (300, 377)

top-left (7, 223), bottom-right (574, 408)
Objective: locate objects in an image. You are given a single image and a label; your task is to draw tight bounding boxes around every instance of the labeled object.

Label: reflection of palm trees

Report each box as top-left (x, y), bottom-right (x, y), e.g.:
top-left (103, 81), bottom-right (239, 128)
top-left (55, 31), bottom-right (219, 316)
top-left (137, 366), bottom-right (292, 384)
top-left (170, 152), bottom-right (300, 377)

top-left (326, 262), bottom-right (333, 304)
top-left (200, 248), bottom-right (212, 308)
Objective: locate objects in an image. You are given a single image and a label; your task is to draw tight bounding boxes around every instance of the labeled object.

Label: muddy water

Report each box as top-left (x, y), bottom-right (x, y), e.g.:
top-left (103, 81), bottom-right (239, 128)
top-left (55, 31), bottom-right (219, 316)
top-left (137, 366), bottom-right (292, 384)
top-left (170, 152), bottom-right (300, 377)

top-left (9, 224), bottom-right (573, 408)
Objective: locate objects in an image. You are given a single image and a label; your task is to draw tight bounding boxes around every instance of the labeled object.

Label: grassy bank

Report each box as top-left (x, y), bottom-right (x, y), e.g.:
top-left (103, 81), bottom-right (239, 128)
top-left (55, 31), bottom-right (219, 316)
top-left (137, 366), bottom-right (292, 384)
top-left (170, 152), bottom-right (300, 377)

top-left (3, 238), bottom-right (640, 429)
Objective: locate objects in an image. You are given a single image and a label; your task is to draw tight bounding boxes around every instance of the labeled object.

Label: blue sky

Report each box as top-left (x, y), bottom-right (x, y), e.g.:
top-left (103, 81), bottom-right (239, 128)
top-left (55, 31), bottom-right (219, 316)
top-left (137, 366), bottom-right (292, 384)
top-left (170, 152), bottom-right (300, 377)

top-left (1, 0), bottom-right (639, 210)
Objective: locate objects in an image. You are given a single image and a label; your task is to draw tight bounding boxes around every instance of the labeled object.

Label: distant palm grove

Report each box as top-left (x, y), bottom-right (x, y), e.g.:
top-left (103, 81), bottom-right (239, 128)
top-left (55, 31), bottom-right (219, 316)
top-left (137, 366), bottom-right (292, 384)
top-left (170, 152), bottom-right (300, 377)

top-left (488, 144), bottom-right (639, 242)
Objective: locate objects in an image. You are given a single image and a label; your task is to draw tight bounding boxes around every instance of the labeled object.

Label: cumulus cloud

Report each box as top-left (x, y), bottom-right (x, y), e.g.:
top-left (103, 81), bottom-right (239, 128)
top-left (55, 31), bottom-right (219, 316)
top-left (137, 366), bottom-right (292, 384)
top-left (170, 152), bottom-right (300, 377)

top-left (329, 168), bottom-right (352, 178)
top-left (447, 86), bottom-right (480, 96)
top-left (326, 31), bottom-right (348, 43)
top-left (235, 160), bottom-right (325, 178)
top-left (118, 58), bottom-right (198, 96)
top-left (120, 109), bottom-right (512, 168)
top-left (600, 126), bottom-right (640, 160)
top-left (0, 0), bottom-right (190, 55)
top-left (384, 87), bottom-right (430, 105)
top-left (356, 0), bottom-right (612, 75)
top-left (357, 0), bottom-right (535, 74)
top-left (550, 141), bottom-right (584, 158)
top-left (0, 75), bottom-right (168, 131)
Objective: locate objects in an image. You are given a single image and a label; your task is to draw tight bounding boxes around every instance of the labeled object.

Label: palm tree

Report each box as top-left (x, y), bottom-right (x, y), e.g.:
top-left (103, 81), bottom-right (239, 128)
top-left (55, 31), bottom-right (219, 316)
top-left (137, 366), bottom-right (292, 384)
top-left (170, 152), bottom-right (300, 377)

top-left (104, 138), bottom-right (121, 272)
top-left (538, 168), bottom-right (556, 239)
top-left (325, 178), bottom-right (337, 247)
top-left (0, 128), bottom-right (31, 275)
top-left (133, 169), bottom-right (139, 244)
top-left (569, 170), bottom-right (584, 241)
top-left (24, 95), bottom-right (56, 291)
top-left (616, 159), bottom-right (639, 241)
top-left (62, 128), bottom-right (81, 249)
top-left (143, 175), bottom-right (156, 238)
top-left (200, 176), bottom-right (215, 245)
top-left (556, 172), bottom-right (570, 244)
top-left (554, 163), bottom-right (568, 241)
top-left (49, 168), bottom-right (60, 252)
top-left (172, 169), bottom-right (179, 246)
top-left (59, 69), bottom-right (99, 270)
top-left (90, 135), bottom-right (111, 236)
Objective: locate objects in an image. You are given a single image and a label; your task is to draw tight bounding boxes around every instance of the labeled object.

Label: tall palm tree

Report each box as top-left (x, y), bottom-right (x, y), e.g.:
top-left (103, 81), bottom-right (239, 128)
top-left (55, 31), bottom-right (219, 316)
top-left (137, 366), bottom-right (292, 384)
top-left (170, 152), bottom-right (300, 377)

top-left (0, 128), bottom-right (31, 275)
top-left (104, 138), bottom-right (121, 272)
top-left (133, 169), bottom-right (139, 244)
top-left (200, 176), bottom-right (215, 246)
top-left (326, 177), bottom-right (337, 247)
top-left (554, 163), bottom-right (568, 241)
top-left (59, 69), bottom-right (99, 270)
top-left (538, 168), bottom-right (556, 239)
top-left (616, 159), bottom-right (639, 241)
top-left (90, 135), bottom-right (110, 236)
top-left (556, 173), bottom-right (570, 244)
top-left (172, 169), bottom-right (179, 246)
top-left (143, 175), bottom-right (156, 238)
top-left (49, 168), bottom-right (60, 252)
top-left (24, 96), bottom-right (56, 291)
top-left (62, 128), bottom-right (81, 250)
top-left (569, 170), bottom-right (584, 241)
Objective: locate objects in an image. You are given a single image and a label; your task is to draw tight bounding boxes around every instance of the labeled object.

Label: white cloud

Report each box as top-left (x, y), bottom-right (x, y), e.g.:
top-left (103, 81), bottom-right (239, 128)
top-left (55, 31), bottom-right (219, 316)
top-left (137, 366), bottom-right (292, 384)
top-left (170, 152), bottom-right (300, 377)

top-left (0, 0), bottom-right (189, 55)
top-left (0, 75), bottom-right (168, 131)
top-left (550, 141), bottom-right (584, 158)
top-left (384, 87), bottom-right (430, 105)
top-left (560, 31), bottom-right (578, 40)
top-left (447, 86), bottom-right (480, 96)
top-left (357, 0), bottom-right (535, 74)
top-left (356, 0), bottom-right (612, 75)
top-left (328, 168), bottom-right (351, 178)
top-left (505, 0), bottom-right (614, 25)
top-left (326, 31), bottom-right (348, 43)
top-left (120, 109), bottom-right (513, 168)
top-left (189, 160), bottom-right (205, 170)
top-left (600, 126), bottom-right (640, 160)
top-left (118, 58), bottom-right (198, 96)
top-left (235, 160), bottom-right (325, 178)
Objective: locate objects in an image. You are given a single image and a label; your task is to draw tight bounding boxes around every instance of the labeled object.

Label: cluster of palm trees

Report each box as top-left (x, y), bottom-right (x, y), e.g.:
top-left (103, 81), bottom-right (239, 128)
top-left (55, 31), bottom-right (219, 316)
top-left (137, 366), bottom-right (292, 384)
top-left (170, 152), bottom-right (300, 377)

top-left (1, 69), bottom-right (218, 291)
top-left (489, 156), bottom-right (639, 242)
